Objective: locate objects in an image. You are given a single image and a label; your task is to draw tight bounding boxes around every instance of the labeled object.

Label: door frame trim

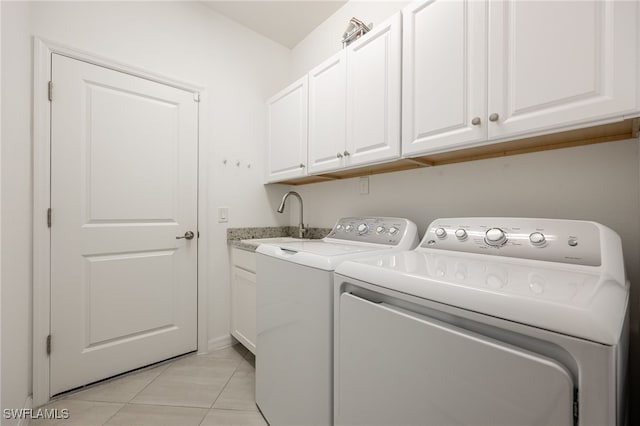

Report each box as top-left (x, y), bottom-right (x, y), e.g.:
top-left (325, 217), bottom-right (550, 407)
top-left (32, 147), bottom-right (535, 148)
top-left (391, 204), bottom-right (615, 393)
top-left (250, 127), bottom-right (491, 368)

top-left (32, 37), bottom-right (209, 407)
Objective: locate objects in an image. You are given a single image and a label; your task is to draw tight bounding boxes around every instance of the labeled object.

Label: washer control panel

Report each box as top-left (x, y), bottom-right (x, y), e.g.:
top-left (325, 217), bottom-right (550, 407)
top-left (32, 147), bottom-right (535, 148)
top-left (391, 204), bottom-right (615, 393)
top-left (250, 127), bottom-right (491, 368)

top-left (327, 217), bottom-right (411, 246)
top-left (421, 218), bottom-right (602, 266)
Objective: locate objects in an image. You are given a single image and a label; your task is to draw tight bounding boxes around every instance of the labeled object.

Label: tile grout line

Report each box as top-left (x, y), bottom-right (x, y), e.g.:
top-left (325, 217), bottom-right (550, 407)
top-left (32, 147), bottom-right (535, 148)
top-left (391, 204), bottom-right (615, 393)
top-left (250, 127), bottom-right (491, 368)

top-left (206, 357), bottom-right (244, 412)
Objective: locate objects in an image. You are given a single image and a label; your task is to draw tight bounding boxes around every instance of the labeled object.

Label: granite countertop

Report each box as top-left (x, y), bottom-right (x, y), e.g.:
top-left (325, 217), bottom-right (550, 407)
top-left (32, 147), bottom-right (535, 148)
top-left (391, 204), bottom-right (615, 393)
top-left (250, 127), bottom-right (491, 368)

top-left (227, 226), bottom-right (332, 251)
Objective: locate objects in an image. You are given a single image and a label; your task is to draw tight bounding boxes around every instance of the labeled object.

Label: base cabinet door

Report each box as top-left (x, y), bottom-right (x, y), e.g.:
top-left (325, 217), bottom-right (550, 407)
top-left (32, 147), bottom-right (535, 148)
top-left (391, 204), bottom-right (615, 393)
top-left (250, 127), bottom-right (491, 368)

top-left (231, 266), bottom-right (256, 354)
top-left (308, 50), bottom-right (347, 174)
top-left (488, 0), bottom-right (639, 139)
top-left (266, 76), bottom-right (308, 182)
top-left (402, 0), bottom-right (487, 156)
top-left (346, 12), bottom-right (402, 167)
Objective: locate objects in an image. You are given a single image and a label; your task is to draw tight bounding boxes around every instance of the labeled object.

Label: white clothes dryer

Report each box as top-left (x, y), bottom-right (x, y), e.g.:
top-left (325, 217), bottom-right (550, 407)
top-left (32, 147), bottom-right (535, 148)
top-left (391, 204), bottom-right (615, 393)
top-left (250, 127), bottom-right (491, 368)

top-left (334, 217), bottom-right (629, 426)
top-left (256, 217), bottom-right (419, 426)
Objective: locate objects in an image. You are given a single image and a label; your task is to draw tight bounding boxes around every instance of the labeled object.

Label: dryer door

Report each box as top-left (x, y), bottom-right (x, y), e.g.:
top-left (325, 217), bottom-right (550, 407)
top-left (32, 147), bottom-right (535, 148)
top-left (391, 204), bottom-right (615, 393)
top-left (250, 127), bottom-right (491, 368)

top-left (336, 292), bottom-right (575, 426)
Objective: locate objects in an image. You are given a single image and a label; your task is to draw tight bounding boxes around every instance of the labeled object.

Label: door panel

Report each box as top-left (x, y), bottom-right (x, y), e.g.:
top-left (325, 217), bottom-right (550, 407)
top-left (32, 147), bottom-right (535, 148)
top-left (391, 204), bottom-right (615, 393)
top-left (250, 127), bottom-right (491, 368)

top-left (346, 13), bottom-right (401, 166)
top-left (51, 54), bottom-right (198, 395)
top-left (266, 76), bottom-right (308, 182)
top-left (402, 0), bottom-right (487, 155)
top-left (308, 50), bottom-right (347, 174)
top-left (488, 0), bottom-right (638, 138)
top-left (336, 292), bottom-right (574, 426)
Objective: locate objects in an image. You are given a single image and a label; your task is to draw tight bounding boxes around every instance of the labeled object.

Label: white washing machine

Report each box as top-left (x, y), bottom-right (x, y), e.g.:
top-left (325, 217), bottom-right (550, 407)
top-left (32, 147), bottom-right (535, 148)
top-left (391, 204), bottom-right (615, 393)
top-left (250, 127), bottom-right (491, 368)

top-left (334, 218), bottom-right (629, 426)
top-left (255, 217), bottom-right (419, 426)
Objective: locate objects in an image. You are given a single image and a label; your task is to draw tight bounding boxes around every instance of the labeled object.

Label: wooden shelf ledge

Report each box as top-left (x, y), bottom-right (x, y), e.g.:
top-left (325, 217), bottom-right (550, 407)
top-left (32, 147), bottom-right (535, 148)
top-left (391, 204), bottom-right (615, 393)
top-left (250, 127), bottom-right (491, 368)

top-left (275, 118), bottom-right (639, 185)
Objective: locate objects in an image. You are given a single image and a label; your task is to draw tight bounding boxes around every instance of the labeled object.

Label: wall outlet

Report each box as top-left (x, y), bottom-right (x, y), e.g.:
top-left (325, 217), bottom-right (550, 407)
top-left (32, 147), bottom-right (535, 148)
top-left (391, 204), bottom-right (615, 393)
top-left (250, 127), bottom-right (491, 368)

top-left (359, 177), bottom-right (370, 195)
top-left (218, 207), bottom-right (229, 223)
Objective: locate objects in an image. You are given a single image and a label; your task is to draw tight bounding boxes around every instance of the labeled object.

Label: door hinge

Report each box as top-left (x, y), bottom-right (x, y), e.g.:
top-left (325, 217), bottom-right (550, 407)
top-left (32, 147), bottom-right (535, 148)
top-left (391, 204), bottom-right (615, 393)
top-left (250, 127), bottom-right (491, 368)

top-left (47, 208), bottom-right (52, 228)
top-left (46, 335), bottom-right (52, 355)
top-left (48, 81), bottom-right (53, 102)
top-left (194, 92), bottom-right (200, 103)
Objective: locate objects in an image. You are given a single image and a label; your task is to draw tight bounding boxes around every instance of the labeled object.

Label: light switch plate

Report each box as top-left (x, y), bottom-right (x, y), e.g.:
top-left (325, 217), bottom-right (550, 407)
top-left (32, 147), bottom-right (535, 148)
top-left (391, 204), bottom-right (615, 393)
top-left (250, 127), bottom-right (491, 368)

top-left (359, 177), bottom-right (369, 195)
top-left (218, 207), bottom-right (229, 223)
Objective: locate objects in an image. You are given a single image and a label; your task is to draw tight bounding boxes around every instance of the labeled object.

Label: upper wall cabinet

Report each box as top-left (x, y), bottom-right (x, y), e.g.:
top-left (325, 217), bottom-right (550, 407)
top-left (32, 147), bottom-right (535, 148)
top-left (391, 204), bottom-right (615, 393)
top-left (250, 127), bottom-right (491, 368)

top-left (266, 75), bottom-right (308, 183)
top-left (402, 0), bottom-right (487, 156)
top-left (488, 0), bottom-right (639, 139)
top-left (346, 12), bottom-right (402, 167)
top-left (308, 50), bottom-right (347, 174)
top-left (402, 0), bottom-right (639, 157)
top-left (308, 13), bottom-right (402, 174)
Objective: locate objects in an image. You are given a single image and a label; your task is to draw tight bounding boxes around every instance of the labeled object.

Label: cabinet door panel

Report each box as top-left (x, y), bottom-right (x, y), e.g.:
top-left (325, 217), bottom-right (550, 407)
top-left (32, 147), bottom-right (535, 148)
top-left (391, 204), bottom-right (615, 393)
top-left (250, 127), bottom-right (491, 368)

top-left (308, 51), bottom-right (347, 174)
top-left (346, 12), bottom-right (401, 166)
top-left (266, 76), bottom-right (308, 182)
top-left (488, 0), bottom-right (638, 139)
top-left (231, 266), bottom-right (256, 354)
top-left (402, 0), bottom-right (487, 156)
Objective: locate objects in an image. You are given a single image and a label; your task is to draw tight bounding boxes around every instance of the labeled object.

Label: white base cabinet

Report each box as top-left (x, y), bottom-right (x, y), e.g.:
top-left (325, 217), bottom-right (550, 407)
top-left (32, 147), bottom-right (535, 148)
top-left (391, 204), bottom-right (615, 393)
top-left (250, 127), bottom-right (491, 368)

top-left (230, 248), bottom-right (256, 354)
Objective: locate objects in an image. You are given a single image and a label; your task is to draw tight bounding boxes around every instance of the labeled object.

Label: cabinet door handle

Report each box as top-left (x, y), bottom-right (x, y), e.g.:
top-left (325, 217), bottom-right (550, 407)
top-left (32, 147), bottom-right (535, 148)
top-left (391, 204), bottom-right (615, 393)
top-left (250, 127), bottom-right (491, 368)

top-left (471, 117), bottom-right (481, 126)
top-left (299, 163), bottom-right (305, 168)
top-left (337, 152), bottom-right (343, 158)
top-left (489, 113), bottom-right (500, 122)
top-left (343, 150), bottom-right (350, 157)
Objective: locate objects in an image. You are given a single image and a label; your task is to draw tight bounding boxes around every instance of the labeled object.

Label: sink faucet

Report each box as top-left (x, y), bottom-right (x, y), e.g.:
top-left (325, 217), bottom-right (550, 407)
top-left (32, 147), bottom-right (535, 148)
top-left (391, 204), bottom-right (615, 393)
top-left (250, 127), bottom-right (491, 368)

top-left (277, 191), bottom-right (307, 239)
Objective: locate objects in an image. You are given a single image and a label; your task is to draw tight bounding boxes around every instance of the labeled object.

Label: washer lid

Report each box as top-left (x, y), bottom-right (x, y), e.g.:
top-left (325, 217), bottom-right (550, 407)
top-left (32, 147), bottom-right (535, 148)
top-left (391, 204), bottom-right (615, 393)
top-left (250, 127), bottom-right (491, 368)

top-left (335, 250), bottom-right (629, 345)
top-left (256, 241), bottom-right (393, 271)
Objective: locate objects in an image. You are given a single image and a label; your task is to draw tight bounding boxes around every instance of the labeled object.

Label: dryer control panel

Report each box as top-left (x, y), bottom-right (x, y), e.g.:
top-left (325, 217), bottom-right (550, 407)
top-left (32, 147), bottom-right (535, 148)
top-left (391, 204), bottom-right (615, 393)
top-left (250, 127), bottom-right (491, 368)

top-left (421, 218), bottom-right (605, 266)
top-left (326, 217), bottom-right (417, 248)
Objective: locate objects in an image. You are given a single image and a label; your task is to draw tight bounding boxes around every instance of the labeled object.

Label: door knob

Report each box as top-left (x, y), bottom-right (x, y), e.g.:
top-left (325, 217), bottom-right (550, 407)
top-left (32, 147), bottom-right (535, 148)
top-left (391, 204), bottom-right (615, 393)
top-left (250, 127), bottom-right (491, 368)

top-left (471, 117), bottom-right (481, 126)
top-left (176, 231), bottom-right (195, 240)
top-left (489, 113), bottom-right (500, 122)
top-left (343, 150), bottom-right (350, 157)
top-left (337, 152), bottom-right (343, 158)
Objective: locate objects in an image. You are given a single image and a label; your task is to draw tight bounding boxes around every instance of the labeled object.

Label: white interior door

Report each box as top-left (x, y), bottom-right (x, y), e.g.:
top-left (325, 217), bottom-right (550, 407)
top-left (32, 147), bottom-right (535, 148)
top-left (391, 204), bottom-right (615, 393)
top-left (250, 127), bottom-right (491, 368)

top-left (336, 293), bottom-right (575, 426)
top-left (50, 54), bottom-right (198, 395)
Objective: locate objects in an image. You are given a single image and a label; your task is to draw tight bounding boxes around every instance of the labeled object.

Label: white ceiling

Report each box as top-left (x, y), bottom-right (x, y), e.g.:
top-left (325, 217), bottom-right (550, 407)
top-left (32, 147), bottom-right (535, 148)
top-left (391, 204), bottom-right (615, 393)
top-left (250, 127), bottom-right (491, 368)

top-left (202, 1), bottom-right (348, 48)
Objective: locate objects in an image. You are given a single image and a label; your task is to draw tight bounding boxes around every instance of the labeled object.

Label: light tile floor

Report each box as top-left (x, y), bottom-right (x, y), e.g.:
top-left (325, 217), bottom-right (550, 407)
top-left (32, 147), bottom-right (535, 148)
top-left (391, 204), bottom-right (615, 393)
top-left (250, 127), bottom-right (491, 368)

top-left (33, 344), bottom-right (267, 426)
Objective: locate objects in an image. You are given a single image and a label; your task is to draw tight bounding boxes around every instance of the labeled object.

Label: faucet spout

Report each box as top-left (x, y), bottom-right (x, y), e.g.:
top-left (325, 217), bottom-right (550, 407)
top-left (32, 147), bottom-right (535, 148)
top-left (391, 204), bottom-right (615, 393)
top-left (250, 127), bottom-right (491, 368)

top-left (277, 191), bottom-right (306, 238)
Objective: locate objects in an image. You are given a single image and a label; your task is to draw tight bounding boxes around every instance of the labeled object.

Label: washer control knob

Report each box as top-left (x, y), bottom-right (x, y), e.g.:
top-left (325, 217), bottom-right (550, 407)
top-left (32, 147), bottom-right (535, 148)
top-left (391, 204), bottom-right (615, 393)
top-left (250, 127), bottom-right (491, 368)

top-left (435, 228), bottom-right (447, 239)
top-left (375, 226), bottom-right (386, 234)
top-left (345, 224), bottom-right (354, 232)
top-left (529, 232), bottom-right (546, 246)
top-left (336, 224), bottom-right (344, 231)
top-left (455, 229), bottom-right (468, 240)
top-left (388, 226), bottom-right (399, 236)
top-left (357, 223), bottom-right (369, 235)
top-left (485, 228), bottom-right (507, 246)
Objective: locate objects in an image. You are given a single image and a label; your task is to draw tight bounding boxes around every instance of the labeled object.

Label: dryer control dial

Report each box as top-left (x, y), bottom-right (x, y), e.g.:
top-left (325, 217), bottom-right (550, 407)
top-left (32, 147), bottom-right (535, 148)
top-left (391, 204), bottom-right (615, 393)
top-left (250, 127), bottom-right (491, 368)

top-left (485, 228), bottom-right (507, 246)
top-left (345, 224), bottom-right (354, 232)
top-left (357, 223), bottom-right (369, 235)
top-left (529, 232), bottom-right (546, 247)
top-left (375, 226), bottom-right (386, 234)
top-left (435, 228), bottom-right (447, 239)
top-left (455, 229), bottom-right (468, 241)
top-left (388, 227), bottom-right (399, 235)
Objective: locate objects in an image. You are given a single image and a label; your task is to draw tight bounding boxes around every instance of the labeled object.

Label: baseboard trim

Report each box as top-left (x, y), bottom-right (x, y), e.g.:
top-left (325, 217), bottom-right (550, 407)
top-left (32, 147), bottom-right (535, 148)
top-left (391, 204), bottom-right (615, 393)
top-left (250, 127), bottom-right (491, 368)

top-left (206, 334), bottom-right (234, 353)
